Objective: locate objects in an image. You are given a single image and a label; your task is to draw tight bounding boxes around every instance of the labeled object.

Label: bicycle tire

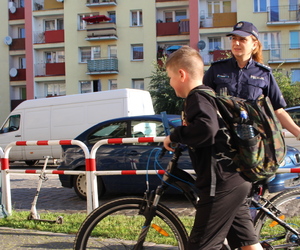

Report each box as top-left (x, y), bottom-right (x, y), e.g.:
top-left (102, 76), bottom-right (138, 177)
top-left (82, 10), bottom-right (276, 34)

top-left (74, 197), bottom-right (189, 250)
top-left (254, 188), bottom-right (300, 249)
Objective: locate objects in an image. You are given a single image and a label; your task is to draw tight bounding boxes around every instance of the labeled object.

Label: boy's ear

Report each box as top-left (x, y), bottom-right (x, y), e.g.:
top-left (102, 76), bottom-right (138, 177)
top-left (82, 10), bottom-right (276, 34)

top-left (179, 69), bottom-right (186, 81)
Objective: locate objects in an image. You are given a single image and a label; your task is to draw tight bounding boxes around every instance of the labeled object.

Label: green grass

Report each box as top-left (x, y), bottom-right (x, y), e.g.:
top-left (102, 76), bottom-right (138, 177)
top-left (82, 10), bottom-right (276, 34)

top-left (0, 211), bottom-right (85, 234)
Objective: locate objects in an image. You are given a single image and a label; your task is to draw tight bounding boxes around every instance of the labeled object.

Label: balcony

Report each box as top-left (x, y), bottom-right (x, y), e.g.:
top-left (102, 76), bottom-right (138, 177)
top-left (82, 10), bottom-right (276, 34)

top-left (86, 22), bottom-right (117, 40)
top-left (33, 0), bottom-right (63, 11)
top-left (10, 68), bottom-right (26, 81)
top-left (200, 12), bottom-right (237, 28)
top-left (200, 50), bottom-right (232, 65)
top-left (9, 7), bottom-right (24, 20)
top-left (265, 44), bottom-right (300, 64)
top-left (86, 0), bottom-right (117, 7)
top-left (45, 30), bottom-right (64, 43)
top-left (156, 19), bottom-right (189, 36)
top-left (35, 62), bottom-right (65, 76)
top-left (9, 38), bottom-right (25, 50)
top-left (86, 58), bottom-right (118, 75)
top-left (267, 5), bottom-right (300, 25)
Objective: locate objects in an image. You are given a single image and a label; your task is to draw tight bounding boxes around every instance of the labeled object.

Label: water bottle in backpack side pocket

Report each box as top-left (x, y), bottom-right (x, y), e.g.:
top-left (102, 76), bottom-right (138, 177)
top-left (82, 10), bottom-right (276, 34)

top-left (235, 108), bottom-right (257, 139)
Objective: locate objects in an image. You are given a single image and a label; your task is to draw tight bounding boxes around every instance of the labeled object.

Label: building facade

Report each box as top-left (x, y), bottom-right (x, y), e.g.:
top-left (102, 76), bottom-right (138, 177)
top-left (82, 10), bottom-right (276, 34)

top-left (0, 0), bottom-right (299, 124)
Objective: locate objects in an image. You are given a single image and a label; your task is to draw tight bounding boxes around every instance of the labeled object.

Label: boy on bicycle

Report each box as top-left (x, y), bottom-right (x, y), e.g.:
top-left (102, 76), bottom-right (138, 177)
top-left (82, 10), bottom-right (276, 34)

top-left (163, 46), bottom-right (262, 250)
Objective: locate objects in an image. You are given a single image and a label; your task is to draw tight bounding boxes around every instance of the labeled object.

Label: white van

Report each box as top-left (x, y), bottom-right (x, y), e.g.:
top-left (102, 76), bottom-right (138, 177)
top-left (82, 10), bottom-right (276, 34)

top-left (0, 89), bottom-right (154, 165)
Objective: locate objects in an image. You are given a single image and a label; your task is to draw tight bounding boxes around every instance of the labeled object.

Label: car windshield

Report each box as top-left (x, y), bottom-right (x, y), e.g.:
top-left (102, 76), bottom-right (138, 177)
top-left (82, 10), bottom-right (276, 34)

top-left (286, 108), bottom-right (300, 126)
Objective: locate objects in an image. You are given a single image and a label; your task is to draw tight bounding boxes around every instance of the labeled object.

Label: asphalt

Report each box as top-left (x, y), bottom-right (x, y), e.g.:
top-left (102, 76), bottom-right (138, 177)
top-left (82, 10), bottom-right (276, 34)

top-left (0, 163), bottom-right (195, 249)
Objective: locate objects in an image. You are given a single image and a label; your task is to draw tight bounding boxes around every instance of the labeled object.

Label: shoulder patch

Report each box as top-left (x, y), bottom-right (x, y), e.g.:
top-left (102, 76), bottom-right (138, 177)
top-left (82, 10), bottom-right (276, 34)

top-left (211, 58), bottom-right (231, 65)
top-left (255, 62), bottom-right (271, 71)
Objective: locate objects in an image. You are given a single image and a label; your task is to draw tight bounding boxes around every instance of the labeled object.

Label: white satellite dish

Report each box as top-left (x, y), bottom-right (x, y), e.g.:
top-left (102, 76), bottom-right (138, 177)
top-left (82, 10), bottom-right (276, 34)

top-left (9, 68), bottom-right (18, 77)
top-left (9, 6), bottom-right (16, 14)
top-left (4, 36), bottom-right (12, 45)
top-left (56, 0), bottom-right (64, 2)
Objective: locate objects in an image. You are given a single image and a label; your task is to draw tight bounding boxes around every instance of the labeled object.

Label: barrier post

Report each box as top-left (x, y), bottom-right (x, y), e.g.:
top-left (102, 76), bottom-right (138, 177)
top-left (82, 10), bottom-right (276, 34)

top-left (2, 140), bottom-right (91, 215)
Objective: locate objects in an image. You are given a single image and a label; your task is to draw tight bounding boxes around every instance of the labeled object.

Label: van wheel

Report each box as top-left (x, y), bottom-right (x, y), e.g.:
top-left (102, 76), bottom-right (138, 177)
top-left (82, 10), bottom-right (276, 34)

top-left (25, 160), bottom-right (39, 166)
top-left (73, 172), bottom-right (105, 200)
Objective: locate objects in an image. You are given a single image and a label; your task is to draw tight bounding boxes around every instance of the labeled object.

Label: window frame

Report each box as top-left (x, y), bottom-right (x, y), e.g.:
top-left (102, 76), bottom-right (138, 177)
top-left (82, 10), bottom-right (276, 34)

top-left (131, 10), bottom-right (143, 27)
top-left (131, 44), bottom-right (144, 61)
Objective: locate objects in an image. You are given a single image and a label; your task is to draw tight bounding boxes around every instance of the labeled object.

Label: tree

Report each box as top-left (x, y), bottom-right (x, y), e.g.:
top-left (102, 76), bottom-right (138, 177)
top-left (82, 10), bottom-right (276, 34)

top-left (273, 68), bottom-right (300, 107)
top-left (148, 57), bottom-right (184, 115)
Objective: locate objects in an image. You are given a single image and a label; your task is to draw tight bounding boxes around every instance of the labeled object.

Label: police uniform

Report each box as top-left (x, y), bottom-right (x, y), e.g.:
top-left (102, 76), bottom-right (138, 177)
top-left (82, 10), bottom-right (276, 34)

top-left (203, 57), bottom-right (287, 110)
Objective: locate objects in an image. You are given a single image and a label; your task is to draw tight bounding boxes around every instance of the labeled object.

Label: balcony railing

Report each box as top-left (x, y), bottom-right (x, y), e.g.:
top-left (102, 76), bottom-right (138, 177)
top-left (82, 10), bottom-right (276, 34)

top-left (10, 68), bottom-right (26, 81)
top-left (200, 12), bottom-right (237, 28)
top-left (9, 38), bottom-right (25, 50)
top-left (156, 19), bottom-right (189, 36)
top-left (86, 22), bottom-right (117, 40)
top-left (34, 31), bottom-right (45, 44)
top-left (35, 62), bottom-right (65, 76)
top-left (86, 58), bottom-right (118, 74)
top-left (86, 0), bottom-right (117, 7)
top-left (45, 30), bottom-right (64, 43)
top-left (8, 7), bottom-right (25, 20)
top-left (267, 5), bottom-right (300, 23)
top-left (265, 44), bottom-right (300, 63)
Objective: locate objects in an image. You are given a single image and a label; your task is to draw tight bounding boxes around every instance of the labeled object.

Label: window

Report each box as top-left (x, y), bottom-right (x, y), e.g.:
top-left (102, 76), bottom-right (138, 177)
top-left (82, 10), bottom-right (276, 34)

top-left (19, 27), bottom-right (25, 38)
top-left (290, 31), bottom-right (300, 49)
top-left (46, 83), bottom-right (66, 97)
top-left (79, 80), bottom-right (101, 93)
top-left (291, 69), bottom-right (300, 84)
top-left (109, 79), bottom-right (118, 90)
top-left (19, 57), bottom-right (26, 69)
top-left (208, 1), bottom-right (231, 16)
top-left (289, 0), bottom-right (298, 11)
top-left (78, 13), bottom-right (97, 30)
top-left (108, 45), bottom-right (117, 58)
top-left (45, 51), bottom-right (65, 63)
top-left (87, 122), bottom-right (128, 144)
top-left (164, 10), bottom-right (187, 22)
top-left (131, 10), bottom-right (143, 26)
top-left (80, 47), bottom-right (101, 63)
top-left (132, 79), bottom-right (144, 90)
top-left (131, 44), bottom-right (143, 60)
top-left (0, 115), bottom-right (20, 133)
top-left (259, 32), bottom-right (280, 50)
top-left (44, 19), bottom-right (63, 31)
top-left (209, 37), bottom-right (222, 50)
top-left (254, 0), bottom-right (267, 12)
top-left (108, 11), bottom-right (116, 23)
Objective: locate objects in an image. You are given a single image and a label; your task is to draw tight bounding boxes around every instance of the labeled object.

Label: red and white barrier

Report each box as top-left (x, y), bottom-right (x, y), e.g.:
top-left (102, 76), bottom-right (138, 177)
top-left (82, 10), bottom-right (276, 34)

top-left (1, 137), bottom-right (300, 216)
top-left (1, 140), bottom-right (92, 214)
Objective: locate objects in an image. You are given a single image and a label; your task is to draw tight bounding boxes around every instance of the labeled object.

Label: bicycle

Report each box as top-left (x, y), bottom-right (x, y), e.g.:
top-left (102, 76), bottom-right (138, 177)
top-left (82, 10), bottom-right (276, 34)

top-left (74, 145), bottom-right (300, 249)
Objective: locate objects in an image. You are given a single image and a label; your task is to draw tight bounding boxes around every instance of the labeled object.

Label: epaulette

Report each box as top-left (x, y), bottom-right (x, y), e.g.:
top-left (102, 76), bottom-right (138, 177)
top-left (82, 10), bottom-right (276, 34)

top-left (255, 62), bottom-right (271, 71)
top-left (211, 58), bottom-right (231, 65)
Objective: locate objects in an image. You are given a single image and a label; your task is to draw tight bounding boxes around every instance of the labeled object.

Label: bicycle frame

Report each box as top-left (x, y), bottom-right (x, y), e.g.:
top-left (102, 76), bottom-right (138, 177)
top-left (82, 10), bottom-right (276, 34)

top-left (136, 145), bottom-right (300, 249)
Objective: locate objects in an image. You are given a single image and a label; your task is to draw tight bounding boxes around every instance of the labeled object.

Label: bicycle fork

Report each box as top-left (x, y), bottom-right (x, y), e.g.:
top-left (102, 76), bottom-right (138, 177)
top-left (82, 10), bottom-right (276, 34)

top-left (133, 188), bottom-right (165, 250)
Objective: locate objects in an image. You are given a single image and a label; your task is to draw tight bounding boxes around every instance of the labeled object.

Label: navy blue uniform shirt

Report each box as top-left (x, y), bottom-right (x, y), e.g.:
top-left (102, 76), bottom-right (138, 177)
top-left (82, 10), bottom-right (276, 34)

top-left (203, 57), bottom-right (286, 110)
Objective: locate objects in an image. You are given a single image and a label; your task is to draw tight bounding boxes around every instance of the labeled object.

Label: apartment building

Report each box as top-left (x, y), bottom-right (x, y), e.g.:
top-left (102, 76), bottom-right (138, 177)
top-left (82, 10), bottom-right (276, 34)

top-left (0, 0), bottom-right (299, 125)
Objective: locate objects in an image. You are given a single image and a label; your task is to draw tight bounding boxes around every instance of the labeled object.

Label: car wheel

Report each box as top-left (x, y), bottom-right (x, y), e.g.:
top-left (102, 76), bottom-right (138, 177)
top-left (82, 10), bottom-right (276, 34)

top-left (25, 160), bottom-right (39, 166)
top-left (73, 170), bottom-right (105, 200)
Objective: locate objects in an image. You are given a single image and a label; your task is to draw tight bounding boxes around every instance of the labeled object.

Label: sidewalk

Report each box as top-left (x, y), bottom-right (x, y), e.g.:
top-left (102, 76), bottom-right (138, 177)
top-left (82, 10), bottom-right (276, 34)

top-left (0, 227), bottom-right (75, 250)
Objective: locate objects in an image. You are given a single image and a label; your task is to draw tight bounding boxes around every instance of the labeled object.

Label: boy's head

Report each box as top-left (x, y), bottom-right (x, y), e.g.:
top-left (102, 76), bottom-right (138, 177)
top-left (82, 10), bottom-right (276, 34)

top-left (166, 46), bottom-right (204, 98)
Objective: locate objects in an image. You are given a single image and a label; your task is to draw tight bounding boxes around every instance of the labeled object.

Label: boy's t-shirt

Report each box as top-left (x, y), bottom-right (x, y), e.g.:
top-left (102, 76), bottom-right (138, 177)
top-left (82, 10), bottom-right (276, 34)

top-left (170, 85), bottom-right (246, 193)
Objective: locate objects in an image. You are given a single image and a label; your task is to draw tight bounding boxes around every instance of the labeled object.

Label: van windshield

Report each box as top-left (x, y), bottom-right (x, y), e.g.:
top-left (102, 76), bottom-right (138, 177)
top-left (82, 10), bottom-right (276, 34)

top-left (0, 115), bottom-right (20, 133)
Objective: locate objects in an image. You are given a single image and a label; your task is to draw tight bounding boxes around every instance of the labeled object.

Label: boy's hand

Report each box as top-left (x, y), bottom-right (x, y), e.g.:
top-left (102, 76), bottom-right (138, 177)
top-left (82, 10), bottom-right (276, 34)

top-left (163, 135), bottom-right (175, 152)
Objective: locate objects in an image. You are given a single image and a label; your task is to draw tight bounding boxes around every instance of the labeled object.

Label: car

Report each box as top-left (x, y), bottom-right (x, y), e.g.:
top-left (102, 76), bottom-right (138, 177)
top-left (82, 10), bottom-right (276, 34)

top-left (283, 106), bottom-right (300, 150)
top-left (57, 115), bottom-right (300, 199)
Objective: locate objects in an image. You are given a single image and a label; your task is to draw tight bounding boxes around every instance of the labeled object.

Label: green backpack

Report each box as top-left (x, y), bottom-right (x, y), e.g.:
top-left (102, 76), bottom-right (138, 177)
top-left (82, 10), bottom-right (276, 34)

top-left (196, 89), bottom-right (287, 182)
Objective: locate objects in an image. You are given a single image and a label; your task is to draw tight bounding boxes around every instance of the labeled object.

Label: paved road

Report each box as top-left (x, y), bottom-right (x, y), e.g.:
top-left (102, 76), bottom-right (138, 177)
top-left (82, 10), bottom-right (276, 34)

top-left (0, 162), bottom-right (195, 249)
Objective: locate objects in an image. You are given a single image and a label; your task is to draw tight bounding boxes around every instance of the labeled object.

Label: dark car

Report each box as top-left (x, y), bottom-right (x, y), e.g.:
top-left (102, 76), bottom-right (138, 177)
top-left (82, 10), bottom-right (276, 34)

top-left (58, 115), bottom-right (300, 199)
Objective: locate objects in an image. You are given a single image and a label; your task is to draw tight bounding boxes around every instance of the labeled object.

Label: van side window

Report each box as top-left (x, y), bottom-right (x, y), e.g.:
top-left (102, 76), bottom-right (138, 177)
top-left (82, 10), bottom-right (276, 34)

top-left (0, 115), bottom-right (20, 133)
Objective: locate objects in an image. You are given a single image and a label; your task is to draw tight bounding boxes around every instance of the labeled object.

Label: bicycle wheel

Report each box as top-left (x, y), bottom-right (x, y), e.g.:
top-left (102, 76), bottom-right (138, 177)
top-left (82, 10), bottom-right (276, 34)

top-left (74, 197), bottom-right (189, 250)
top-left (254, 188), bottom-right (300, 249)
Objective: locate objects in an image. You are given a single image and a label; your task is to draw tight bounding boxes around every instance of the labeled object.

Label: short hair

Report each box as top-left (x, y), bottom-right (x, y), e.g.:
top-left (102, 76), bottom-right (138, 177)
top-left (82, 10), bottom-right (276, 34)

top-left (166, 46), bottom-right (204, 79)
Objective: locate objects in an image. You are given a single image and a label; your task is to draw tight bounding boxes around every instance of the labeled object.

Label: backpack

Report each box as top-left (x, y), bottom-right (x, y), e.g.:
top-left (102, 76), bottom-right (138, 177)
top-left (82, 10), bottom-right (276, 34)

top-left (195, 89), bottom-right (287, 182)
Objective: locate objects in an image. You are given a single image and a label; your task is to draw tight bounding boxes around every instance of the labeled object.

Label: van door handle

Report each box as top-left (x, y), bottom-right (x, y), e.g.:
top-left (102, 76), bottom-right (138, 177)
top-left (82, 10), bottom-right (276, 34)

top-left (15, 135), bottom-right (21, 137)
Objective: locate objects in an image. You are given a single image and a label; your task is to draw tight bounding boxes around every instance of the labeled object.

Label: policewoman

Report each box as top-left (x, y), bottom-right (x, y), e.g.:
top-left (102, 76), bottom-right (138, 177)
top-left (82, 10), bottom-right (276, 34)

top-left (203, 21), bottom-right (300, 140)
